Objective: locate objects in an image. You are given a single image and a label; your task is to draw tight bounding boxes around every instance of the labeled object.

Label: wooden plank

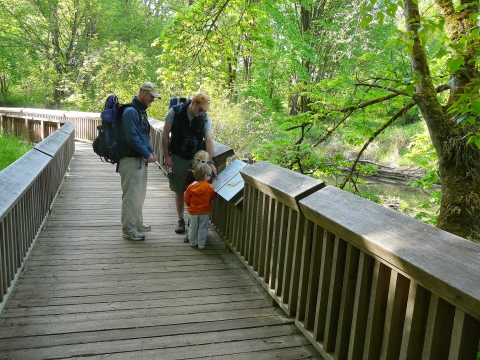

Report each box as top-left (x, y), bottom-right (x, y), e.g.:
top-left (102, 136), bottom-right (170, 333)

top-left (334, 244), bottom-right (360, 360)
top-left (347, 252), bottom-right (375, 360)
top-left (312, 229), bottom-right (334, 338)
top-left (399, 281), bottom-right (430, 360)
top-left (295, 218), bottom-right (315, 323)
top-left (269, 201), bottom-right (284, 292)
top-left (448, 309), bottom-right (480, 360)
top-left (305, 225), bottom-right (326, 332)
top-left (279, 208), bottom-right (298, 315)
top-left (34, 128), bottom-right (69, 157)
top-left (252, 190), bottom-right (265, 272)
top-left (286, 212), bottom-right (306, 316)
top-left (262, 196), bottom-right (275, 284)
top-left (0, 150), bottom-right (51, 216)
top-left (363, 260), bottom-right (391, 360)
top-left (255, 193), bottom-right (269, 278)
top-left (422, 295), bottom-right (455, 360)
top-left (380, 271), bottom-right (410, 360)
top-left (324, 236), bottom-right (347, 351)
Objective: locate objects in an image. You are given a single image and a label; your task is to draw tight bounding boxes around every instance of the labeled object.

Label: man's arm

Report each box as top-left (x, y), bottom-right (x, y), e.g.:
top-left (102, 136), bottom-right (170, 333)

top-left (204, 130), bottom-right (217, 175)
top-left (162, 121), bottom-right (173, 167)
top-left (123, 107), bottom-right (155, 161)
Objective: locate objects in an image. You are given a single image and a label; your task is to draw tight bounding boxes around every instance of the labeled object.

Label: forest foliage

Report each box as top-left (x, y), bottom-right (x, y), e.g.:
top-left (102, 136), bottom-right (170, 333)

top-left (0, 0), bottom-right (479, 241)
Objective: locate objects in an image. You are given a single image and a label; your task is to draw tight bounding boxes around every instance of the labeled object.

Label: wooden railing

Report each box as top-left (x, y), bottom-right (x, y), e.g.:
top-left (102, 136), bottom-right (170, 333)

top-left (211, 161), bottom-right (480, 360)
top-left (0, 107), bottom-right (234, 173)
top-left (0, 107), bottom-right (99, 142)
top-left (0, 121), bottom-right (75, 313)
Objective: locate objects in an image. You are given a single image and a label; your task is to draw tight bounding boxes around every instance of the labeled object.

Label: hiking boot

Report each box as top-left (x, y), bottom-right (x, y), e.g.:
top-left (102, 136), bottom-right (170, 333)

top-left (123, 228), bottom-right (146, 241)
top-left (175, 219), bottom-right (186, 234)
top-left (139, 224), bottom-right (151, 231)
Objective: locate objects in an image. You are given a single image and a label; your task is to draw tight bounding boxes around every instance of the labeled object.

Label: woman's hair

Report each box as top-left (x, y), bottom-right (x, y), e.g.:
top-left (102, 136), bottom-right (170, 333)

top-left (194, 163), bottom-right (212, 181)
top-left (192, 150), bottom-right (209, 169)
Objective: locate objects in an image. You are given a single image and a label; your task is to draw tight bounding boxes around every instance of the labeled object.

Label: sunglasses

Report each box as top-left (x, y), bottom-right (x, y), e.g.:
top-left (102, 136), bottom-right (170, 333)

top-left (195, 158), bottom-right (207, 164)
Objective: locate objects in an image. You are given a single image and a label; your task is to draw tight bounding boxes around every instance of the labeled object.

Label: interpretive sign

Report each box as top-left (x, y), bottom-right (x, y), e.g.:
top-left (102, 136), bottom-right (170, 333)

top-left (212, 159), bottom-right (248, 202)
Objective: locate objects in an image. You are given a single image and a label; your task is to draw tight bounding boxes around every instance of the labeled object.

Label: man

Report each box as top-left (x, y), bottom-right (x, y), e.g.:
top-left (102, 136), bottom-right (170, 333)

top-left (162, 92), bottom-right (216, 235)
top-left (118, 82), bottom-right (160, 241)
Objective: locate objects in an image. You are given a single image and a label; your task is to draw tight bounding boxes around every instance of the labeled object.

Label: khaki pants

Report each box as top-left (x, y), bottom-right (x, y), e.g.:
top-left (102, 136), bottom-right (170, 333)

top-left (119, 157), bottom-right (147, 232)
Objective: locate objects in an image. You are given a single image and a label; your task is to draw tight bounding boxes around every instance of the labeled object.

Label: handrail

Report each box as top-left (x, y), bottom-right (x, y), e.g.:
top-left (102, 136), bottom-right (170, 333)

top-left (0, 122), bottom-right (75, 313)
top-left (0, 107), bottom-right (234, 171)
top-left (211, 160), bottom-right (480, 360)
top-left (0, 107), bottom-right (99, 143)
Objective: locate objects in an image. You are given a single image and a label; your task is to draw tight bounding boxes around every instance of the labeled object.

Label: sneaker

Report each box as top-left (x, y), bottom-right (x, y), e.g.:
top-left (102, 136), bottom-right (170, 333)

top-left (175, 219), bottom-right (186, 234)
top-left (123, 228), bottom-right (146, 241)
top-left (139, 224), bottom-right (151, 231)
top-left (184, 234), bottom-right (189, 243)
top-left (198, 245), bottom-right (205, 250)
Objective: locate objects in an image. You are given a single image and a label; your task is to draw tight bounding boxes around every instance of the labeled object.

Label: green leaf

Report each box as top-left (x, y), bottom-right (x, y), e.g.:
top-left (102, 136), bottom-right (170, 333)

top-left (418, 27), bottom-right (427, 45)
top-left (406, 85), bottom-right (415, 96)
top-left (447, 57), bottom-right (464, 73)
top-left (377, 11), bottom-right (384, 25)
top-left (361, 14), bottom-right (373, 27)
top-left (471, 101), bottom-right (480, 114)
top-left (434, 47), bottom-right (448, 59)
top-left (386, 3), bottom-right (398, 17)
top-left (360, 5), bottom-right (373, 15)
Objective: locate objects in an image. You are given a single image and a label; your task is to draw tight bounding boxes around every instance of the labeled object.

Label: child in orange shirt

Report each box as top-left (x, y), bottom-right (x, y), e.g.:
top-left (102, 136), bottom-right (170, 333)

top-left (184, 163), bottom-right (217, 249)
top-left (183, 150), bottom-right (210, 243)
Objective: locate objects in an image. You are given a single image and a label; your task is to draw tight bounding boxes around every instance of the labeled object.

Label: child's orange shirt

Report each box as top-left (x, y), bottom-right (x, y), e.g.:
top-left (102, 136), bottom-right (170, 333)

top-left (185, 180), bottom-right (217, 215)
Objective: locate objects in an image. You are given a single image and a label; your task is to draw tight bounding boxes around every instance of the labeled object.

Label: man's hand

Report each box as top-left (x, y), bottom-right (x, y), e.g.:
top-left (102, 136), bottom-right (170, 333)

top-left (209, 162), bottom-right (217, 176)
top-left (147, 153), bottom-right (157, 163)
top-left (164, 155), bottom-right (173, 167)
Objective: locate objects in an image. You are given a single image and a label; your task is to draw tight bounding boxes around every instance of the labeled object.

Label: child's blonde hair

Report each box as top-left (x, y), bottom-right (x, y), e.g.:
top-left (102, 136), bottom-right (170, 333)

top-left (194, 163), bottom-right (212, 181)
top-left (192, 150), bottom-right (209, 169)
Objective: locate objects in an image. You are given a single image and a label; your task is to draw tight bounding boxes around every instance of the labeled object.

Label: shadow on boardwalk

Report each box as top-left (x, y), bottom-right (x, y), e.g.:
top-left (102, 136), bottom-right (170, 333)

top-left (0, 142), bottom-right (321, 359)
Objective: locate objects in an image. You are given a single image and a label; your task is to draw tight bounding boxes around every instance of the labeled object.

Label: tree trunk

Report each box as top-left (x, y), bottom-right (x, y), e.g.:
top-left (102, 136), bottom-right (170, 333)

top-left (403, 0), bottom-right (480, 241)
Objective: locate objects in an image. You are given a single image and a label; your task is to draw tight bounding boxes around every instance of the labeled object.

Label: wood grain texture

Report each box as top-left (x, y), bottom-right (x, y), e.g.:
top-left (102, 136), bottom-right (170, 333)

top-left (241, 161), bottom-right (325, 212)
top-left (0, 142), bottom-right (321, 360)
top-left (299, 185), bottom-right (480, 321)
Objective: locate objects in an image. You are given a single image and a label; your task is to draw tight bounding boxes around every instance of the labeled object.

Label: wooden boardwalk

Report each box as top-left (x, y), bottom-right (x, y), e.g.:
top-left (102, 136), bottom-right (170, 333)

top-left (0, 142), bottom-right (321, 360)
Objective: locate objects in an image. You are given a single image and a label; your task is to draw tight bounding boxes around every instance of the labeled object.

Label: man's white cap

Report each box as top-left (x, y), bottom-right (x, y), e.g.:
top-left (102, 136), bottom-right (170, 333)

top-left (140, 82), bottom-right (161, 98)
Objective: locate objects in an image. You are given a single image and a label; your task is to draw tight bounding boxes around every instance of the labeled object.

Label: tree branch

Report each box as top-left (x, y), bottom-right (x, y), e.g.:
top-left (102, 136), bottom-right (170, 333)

top-left (355, 82), bottom-right (410, 96)
top-left (340, 101), bottom-right (417, 189)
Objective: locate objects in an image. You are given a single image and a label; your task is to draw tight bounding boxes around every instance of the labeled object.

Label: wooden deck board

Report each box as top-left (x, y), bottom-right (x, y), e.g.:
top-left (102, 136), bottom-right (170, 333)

top-left (0, 142), bottom-right (322, 359)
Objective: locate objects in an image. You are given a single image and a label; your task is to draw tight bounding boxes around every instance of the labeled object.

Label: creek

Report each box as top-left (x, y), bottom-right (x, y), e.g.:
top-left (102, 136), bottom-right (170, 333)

top-left (324, 174), bottom-right (440, 216)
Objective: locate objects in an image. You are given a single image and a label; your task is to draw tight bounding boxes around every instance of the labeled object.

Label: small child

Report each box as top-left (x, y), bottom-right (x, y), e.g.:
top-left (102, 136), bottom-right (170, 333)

top-left (184, 150), bottom-right (210, 191)
top-left (184, 163), bottom-right (217, 249)
top-left (183, 150), bottom-right (210, 243)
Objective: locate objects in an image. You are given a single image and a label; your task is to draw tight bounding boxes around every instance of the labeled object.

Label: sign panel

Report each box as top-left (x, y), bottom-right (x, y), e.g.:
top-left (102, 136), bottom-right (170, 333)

top-left (212, 159), bottom-right (248, 202)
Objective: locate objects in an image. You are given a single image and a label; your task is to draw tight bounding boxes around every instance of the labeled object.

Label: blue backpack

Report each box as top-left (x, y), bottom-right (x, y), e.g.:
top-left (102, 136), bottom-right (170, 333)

top-left (93, 94), bottom-right (134, 166)
top-left (169, 96), bottom-right (190, 109)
